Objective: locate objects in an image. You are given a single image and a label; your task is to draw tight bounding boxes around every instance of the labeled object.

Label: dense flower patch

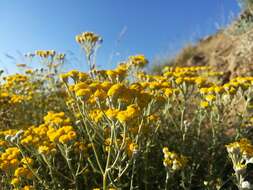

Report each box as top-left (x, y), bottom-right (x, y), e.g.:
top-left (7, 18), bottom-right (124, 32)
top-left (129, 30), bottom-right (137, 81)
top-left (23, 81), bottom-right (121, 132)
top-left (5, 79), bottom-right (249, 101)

top-left (1, 32), bottom-right (253, 190)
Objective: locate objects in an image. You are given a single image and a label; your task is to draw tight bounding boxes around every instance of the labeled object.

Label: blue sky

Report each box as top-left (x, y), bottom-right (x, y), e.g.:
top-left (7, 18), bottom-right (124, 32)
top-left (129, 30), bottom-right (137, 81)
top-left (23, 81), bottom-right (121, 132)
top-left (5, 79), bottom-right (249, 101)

top-left (0, 0), bottom-right (240, 73)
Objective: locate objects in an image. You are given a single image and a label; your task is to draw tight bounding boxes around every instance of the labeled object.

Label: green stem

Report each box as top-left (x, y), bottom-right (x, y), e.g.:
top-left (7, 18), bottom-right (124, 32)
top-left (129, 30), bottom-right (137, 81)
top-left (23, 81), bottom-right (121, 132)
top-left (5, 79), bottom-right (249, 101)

top-left (103, 172), bottom-right (108, 190)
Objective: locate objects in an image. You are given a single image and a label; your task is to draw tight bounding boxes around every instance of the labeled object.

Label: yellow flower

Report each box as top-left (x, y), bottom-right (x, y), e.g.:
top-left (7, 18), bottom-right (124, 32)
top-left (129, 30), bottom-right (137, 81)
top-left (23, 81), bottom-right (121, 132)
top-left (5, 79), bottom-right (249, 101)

top-left (25, 69), bottom-right (33, 74)
top-left (59, 135), bottom-right (70, 144)
top-left (76, 32), bottom-right (101, 44)
top-left (22, 186), bottom-right (35, 190)
top-left (21, 157), bottom-right (33, 166)
top-left (59, 73), bottom-right (69, 82)
top-left (229, 87), bottom-right (236, 95)
top-left (76, 89), bottom-right (92, 99)
top-left (38, 145), bottom-right (50, 154)
top-left (47, 131), bottom-right (59, 142)
top-left (14, 167), bottom-right (29, 178)
top-left (74, 82), bottom-right (89, 91)
top-left (0, 160), bottom-right (9, 171)
top-left (199, 88), bottom-right (209, 94)
top-left (126, 104), bottom-right (140, 117)
top-left (67, 131), bottom-right (77, 140)
top-left (116, 104), bottom-right (140, 123)
top-left (200, 101), bottom-right (209, 108)
top-left (63, 126), bottom-right (74, 133)
top-left (116, 111), bottom-right (129, 123)
top-left (195, 77), bottom-right (206, 86)
top-left (129, 55), bottom-right (148, 67)
top-left (21, 135), bottom-right (33, 145)
top-left (94, 89), bottom-right (107, 100)
top-left (0, 140), bottom-right (7, 147)
top-left (74, 142), bottom-right (87, 153)
top-left (205, 94), bottom-right (216, 102)
top-left (89, 109), bottom-right (103, 123)
top-left (35, 50), bottom-right (55, 58)
top-left (11, 177), bottom-right (20, 186)
top-left (163, 147), bottom-right (187, 171)
top-left (164, 88), bottom-right (173, 97)
top-left (10, 159), bottom-right (19, 167)
top-left (214, 86), bottom-right (224, 94)
top-left (78, 72), bottom-right (89, 81)
top-left (226, 138), bottom-right (253, 157)
top-left (106, 70), bottom-right (117, 78)
top-left (127, 143), bottom-right (138, 157)
top-left (175, 77), bottom-right (183, 85)
top-left (100, 81), bottom-right (112, 91)
top-left (68, 70), bottom-right (79, 79)
top-left (0, 140), bottom-right (8, 147)
top-left (105, 109), bottom-right (119, 120)
top-left (107, 83), bottom-right (126, 97)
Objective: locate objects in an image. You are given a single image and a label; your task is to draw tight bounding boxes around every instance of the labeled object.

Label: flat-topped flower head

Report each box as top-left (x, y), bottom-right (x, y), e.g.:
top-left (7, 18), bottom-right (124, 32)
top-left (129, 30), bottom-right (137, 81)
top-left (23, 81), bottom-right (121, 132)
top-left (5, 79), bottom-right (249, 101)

top-left (35, 50), bottom-right (56, 58)
top-left (76, 32), bottom-right (102, 45)
top-left (128, 54), bottom-right (148, 68)
top-left (162, 147), bottom-right (187, 172)
top-left (226, 138), bottom-right (253, 187)
top-left (75, 32), bottom-right (102, 57)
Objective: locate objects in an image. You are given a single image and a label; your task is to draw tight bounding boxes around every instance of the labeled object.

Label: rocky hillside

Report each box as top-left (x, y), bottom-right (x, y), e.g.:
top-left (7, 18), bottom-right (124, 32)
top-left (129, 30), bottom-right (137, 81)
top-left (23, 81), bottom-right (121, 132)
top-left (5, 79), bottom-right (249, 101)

top-left (156, 8), bottom-right (253, 80)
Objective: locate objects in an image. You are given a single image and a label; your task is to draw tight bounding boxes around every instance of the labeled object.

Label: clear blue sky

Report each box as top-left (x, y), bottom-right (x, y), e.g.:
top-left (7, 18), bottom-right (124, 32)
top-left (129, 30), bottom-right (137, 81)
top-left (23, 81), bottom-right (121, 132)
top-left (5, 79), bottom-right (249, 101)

top-left (0, 0), bottom-right (240, 73)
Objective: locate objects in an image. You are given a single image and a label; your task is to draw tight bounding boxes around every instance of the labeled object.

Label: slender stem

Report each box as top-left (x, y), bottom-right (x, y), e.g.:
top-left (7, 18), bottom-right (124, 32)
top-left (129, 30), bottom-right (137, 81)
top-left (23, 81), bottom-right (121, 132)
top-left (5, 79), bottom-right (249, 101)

top-left (165, 171), bottom-right (170, 190)
top-left (76, 102), bottom-right (104, 174)
top-left (103, 123), bottom-right (115, 189)
top-left (103, 172), bottom-right (108, 190)
top-left (130, 158), bottom-right (136, 190)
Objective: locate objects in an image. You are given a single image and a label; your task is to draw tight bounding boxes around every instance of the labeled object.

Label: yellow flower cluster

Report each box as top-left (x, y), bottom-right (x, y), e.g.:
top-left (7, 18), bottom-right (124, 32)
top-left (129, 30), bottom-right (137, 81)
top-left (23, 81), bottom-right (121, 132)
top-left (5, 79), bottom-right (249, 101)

top-left (18, 185), bottom-right (35, 190)
top-left (43, 111), bottom-right (71, 126)
top-left (35, 50), bottom-right (56, 58)
top-left (0, 110), bottom-right (83, 188)
top-left (163, 66), bottom-right (211, 73)
top-left (20, 112), bottom-right (76, 156)
top-left (20, 124), bottom-right (56, 155)
top-left (107, 83), bottom-right (126, 98)
top-left (0, 147), bottom-right (20, 171)
top-left (226, 139), bottom-right (253, 188)
top-left (3, 74), bottom-right (28, 90)
top-left (128, 55), bottom-right (148, 68)
top-left (104, 137), bottom-right (138, 157)
top-left (14, 166), bottom-right (33, 179)
top-left (116, 104), bottom-right (140, 123)
top-left (0, 129), bottom-right (18, 137)
top-left (0, 147), bottom-right (35, 189)
top-left (76, 31), bottom-right (101, 44)
top-left (47, 125), bottom-right (77, 144)
top-left (60, 70), bottom-right (90, 83)
top-left (200, 77), bottom-right (253, 96)
top-left (4, 30), bottom-right (253, 188)
top-left (197, 76), bottom-right (253, 109)
top-left (74, 141), bottom-right (89, 153)
top-left (226, 138), bottom-right (253, 159)
top-left (95, 63), bottom-right (129, 82)
top-left (163, 147), bottom-right (187, 171)
top-left (0, 144), bottom-right (33, 187)
top-left (0, 70), bottom-right (65, 129)
top-left (126, 141), bottom-right (139, 157)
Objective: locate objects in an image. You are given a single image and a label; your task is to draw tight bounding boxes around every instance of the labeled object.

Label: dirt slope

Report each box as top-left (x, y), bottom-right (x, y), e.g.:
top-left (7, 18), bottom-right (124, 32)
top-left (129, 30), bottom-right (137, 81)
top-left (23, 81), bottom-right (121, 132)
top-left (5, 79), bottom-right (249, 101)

top-left (170, 10), bottom-right (253, 79)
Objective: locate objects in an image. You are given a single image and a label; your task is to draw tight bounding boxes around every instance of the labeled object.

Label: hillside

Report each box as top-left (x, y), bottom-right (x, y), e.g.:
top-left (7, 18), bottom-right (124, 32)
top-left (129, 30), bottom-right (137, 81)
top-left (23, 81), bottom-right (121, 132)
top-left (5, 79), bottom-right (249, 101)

top-left (157, 9), bottom-right (253, 80)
